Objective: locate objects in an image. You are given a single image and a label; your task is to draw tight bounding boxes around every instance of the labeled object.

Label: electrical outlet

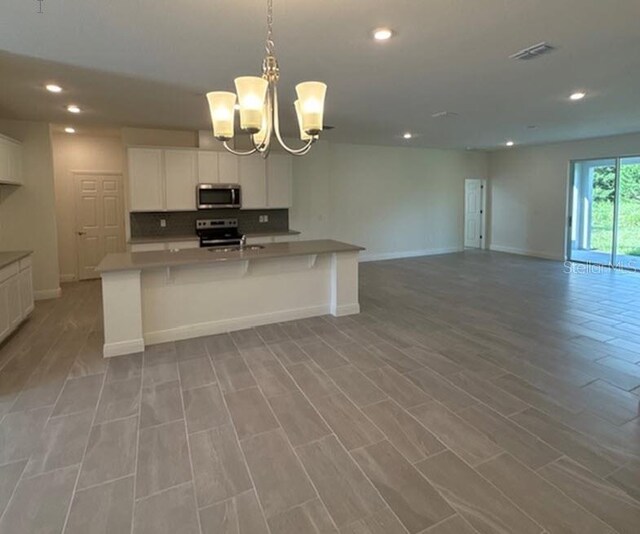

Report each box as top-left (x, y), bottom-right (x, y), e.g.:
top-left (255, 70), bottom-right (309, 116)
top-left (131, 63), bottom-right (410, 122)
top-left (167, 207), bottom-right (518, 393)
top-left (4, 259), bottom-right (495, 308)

top-left (160, 219), bottom-right (167, 228)
top-left (259, 214), bottom-right (269, 223)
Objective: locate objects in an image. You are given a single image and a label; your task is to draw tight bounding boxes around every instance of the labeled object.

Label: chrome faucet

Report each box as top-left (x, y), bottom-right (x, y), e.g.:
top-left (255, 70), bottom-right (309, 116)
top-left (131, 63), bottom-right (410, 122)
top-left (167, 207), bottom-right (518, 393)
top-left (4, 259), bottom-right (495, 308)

top-left (239, 235), bottom-right (247, 250)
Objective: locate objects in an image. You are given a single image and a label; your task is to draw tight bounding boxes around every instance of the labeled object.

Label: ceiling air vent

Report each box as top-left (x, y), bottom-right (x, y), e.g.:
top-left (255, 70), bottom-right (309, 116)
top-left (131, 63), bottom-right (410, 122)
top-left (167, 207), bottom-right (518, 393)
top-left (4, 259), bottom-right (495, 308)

top-left (509, 42), bottom-right (555, 60)
top-left (432, 111), bottom-right (459, 118)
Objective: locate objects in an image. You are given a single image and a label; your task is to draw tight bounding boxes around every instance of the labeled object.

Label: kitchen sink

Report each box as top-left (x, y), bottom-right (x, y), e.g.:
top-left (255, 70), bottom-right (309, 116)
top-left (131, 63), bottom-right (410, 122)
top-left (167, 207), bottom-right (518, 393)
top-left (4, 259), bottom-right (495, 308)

top-left (208, 245), bottom-right (265, 253)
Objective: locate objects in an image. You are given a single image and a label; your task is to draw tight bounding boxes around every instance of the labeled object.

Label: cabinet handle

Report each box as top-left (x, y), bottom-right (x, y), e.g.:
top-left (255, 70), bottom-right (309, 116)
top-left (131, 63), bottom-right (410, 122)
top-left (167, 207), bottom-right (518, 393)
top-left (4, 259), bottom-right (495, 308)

top-left (77, 232), bottom-right (86, 236)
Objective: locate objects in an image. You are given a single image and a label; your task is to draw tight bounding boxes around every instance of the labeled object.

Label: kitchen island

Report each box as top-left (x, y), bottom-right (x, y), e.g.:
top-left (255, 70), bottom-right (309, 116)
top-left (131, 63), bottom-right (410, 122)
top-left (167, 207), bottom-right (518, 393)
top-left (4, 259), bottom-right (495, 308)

top-left (97, 240), bottom-right (364, 357)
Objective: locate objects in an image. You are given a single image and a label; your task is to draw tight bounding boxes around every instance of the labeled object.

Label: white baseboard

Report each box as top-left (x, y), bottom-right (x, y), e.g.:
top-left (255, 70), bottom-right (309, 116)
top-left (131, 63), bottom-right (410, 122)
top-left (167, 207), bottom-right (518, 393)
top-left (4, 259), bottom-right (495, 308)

top-left (34, 287), bottom-right (62, 301)
top-left (103, 338), bottom-right (145, 358)
top-left (332, 303), bottom-right (360, 316)
top-left (59, 274), bottom-right (77, 283)
top-left (144, 304), bottom-right (331, 346)
top-left (489, 244), bottom-right (562, 261)
top-left (359, 247), bottom-right (463, 263)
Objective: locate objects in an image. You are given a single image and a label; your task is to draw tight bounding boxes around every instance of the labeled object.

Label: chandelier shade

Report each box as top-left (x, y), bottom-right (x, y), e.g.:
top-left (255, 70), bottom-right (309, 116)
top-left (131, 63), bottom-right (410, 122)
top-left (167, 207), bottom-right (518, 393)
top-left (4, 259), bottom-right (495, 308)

top-left (294, 100), bottom-right (312, 141)
top-left (234, 76), bottom-right (269, 133)
top-left (295, 82), bottom-right (327, 135)
top-left (205, 0), bottom-right (326, 157)
top-left (206, 91), bottom-right (237, 140)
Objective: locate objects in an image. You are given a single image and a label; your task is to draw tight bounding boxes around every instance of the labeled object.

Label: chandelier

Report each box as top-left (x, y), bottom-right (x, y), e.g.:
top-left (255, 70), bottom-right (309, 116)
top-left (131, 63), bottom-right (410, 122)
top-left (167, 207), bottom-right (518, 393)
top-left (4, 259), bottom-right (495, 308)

top-left (206, 0), bottom-right (327, 157)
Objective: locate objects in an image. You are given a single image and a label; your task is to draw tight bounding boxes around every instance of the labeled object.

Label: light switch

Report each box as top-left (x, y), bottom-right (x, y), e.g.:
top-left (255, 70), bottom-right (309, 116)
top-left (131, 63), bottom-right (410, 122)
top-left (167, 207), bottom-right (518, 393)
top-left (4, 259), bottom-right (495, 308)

top-left (160, 219), bottom-right (167, 228)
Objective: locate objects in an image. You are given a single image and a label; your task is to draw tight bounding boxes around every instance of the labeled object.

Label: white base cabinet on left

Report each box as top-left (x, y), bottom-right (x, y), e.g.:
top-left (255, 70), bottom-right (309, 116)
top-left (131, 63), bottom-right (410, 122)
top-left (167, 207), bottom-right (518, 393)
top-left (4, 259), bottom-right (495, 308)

top-left (0, 254), bottom-right (34, 344)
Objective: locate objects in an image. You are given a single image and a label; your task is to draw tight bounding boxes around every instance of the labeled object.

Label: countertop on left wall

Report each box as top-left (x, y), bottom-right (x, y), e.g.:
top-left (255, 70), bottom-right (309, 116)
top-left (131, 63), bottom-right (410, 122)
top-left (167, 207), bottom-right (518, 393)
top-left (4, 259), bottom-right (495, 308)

top-left (0, 251), bottom-right (32, 269)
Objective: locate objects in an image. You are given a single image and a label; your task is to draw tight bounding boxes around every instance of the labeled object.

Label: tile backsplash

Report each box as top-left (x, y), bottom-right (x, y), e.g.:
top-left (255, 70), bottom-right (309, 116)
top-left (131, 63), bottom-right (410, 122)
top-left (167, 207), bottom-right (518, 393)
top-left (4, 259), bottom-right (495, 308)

top-left (130, 209), bottom-right (289, 238)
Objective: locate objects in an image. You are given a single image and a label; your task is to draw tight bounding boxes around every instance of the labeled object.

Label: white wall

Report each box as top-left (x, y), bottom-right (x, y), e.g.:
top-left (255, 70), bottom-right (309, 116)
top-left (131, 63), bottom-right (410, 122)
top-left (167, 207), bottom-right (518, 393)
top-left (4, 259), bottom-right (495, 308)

top-left (51, 131), bottom-right (124, 281)
top-left (488, 132), bottom-right (640, 260)
top-left (0, 120), bottom-right (60, 298)
top-left (291, 141), bottom-right (488, 261)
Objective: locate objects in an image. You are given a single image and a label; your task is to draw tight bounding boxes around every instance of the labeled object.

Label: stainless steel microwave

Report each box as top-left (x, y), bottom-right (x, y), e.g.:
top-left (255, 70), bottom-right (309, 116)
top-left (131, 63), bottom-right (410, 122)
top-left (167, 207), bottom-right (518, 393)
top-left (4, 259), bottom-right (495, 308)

top-left (196, 184), bottom-right (241, 209)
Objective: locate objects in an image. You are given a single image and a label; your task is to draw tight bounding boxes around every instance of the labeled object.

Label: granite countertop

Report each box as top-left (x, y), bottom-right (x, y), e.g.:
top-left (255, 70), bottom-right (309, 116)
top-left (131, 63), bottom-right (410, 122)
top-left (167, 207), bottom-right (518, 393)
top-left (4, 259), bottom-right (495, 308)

top-left (98, 240), bottom-right (364, 273)
top-left (128, 235), bottom-right (197, 244)
top-left (0, 251), bottom-right (32, 270)
top-left (128, 229), bottom-right (301, 244)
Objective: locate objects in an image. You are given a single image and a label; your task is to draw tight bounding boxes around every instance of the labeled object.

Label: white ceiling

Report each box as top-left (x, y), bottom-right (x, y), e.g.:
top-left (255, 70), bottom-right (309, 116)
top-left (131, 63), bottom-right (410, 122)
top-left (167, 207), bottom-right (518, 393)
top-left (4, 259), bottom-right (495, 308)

top-left (1, 0), bottom-right (639, 149)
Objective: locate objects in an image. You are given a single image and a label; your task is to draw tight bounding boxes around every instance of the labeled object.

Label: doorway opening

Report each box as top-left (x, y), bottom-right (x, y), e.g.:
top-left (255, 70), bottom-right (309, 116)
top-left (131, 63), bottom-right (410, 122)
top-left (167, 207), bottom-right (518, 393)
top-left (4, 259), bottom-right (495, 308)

top-left (568, 156), bottom-right (640, 270)
top-left (464, 178), bottom-right (487, 249)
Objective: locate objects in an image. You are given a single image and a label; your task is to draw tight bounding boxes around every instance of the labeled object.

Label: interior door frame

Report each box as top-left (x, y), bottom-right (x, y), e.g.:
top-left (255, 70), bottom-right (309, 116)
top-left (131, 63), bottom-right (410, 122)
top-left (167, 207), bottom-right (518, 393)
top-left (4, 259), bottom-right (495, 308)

top-left (464, 178), bottom-right (488, 250)
top-left (567, 155), bottom-right (638, 270)
top-left (73, 170), bottom-right (125, 281)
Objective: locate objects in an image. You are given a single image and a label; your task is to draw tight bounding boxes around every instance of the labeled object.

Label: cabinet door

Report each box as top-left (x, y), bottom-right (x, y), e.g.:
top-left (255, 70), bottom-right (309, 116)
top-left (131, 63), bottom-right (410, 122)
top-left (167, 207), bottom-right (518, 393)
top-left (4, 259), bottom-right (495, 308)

top-left (197, 152), bottom-right (220, 183)
top-left (0, 140), bottom-right (11, 183)
top-left (7, 275), bottom-right (22, 330)
top-left (267, 153), bottom-right (293, 208)
top-left (128, 148), bottom-right (164, 211)
top-left (238, 157), bottom-right (267, 209)
top-left (165, 150), bottom-right (198, 211)
top-left (8, 143), bottom-right (23, 185)
top-left (18, 266), bottom-right (34, 317)
top-left (218, 153), bottom-right (239, 184)
top-left (0, 280), bottom-right (10, 341)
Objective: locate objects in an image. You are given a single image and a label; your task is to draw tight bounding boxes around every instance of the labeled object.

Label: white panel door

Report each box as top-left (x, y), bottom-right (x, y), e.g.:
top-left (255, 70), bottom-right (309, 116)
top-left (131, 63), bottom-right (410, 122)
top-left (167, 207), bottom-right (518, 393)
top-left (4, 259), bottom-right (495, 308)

top-left (0, 280), bottom-right (10, 341)
top-left (165, 150), bottom-right (198, 210)
top-left (197, 151), bottom-right (220, 183)
top-left (18, 266), bottom-right (34, 316)
top-left (7, 275), bottom-right (21, 330)
top-left (239, 157), bottom-right (267, 209)
top-left (218, 153), bottom-right (239, 184)
top-left (464, 179), bottom-right (483, 248)
top-left (76, 173), bottom-right (126, 280)
top-left (128, 148), bottom-right (164, 211)
top-left (267, 153), bottom-right (293, 208)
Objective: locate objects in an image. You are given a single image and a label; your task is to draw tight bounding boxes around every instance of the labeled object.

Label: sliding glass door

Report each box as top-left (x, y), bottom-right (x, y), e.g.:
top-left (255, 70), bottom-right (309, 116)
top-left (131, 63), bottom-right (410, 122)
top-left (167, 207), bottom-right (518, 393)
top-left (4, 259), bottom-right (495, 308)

top-left (616, 157), bottom-right (640, 267)
top-left (569, 156), bottom-right (640, 269)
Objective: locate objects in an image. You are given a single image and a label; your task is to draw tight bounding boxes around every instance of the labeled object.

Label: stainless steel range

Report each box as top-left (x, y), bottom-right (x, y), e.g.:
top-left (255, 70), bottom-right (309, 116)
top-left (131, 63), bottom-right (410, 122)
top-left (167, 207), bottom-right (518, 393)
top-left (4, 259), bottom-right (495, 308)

top-left (195, 218), bottom-right (244, 248)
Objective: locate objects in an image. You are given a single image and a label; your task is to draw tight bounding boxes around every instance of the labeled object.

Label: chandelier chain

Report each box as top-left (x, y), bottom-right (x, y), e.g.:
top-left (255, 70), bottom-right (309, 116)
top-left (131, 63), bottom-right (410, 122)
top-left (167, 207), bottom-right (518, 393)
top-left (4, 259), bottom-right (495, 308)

top-left (265, 0), bottom-right (275, 56)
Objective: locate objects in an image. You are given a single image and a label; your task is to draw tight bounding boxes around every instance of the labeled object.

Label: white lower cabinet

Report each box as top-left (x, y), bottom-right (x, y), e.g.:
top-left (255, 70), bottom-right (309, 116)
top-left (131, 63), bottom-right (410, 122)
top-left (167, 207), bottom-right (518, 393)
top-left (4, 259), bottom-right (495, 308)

top-left (19, 265), bottom-right (35, 316)
top-left (0, 254), bottom-right (34, 345)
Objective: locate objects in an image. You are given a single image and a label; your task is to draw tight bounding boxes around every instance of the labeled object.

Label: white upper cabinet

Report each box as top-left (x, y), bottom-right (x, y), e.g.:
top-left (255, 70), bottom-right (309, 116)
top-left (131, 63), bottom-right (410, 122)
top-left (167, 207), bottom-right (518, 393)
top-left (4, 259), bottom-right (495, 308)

top-left (165, 149), bottom-right (198, 210)
top-left (239, 157), bottom-right (267, 209)
top-left (0, 135), bottom-right (23, 185)
top-left (218, 152), bottom-right (239, 184)
top-left (127, 147), bottom-right (293, 212)
top-left (267, 153), bottom-right (293, 208)
top-left (128, 148), bottom-right (164, 211)
top-left (197, 151), bottom-right (220, 183)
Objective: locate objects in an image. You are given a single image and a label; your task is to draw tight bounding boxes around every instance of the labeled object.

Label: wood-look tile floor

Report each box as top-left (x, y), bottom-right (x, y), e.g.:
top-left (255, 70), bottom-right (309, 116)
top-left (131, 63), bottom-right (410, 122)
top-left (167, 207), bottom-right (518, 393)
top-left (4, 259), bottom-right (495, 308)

top-left (0, 251), bottom-right (639, 533)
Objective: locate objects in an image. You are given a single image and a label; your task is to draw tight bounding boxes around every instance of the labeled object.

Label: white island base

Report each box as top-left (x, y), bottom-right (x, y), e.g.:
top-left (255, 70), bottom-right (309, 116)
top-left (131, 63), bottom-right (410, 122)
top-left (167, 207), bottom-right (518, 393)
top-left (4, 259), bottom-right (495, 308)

top-left (99, 242), bottom-right (361, 357)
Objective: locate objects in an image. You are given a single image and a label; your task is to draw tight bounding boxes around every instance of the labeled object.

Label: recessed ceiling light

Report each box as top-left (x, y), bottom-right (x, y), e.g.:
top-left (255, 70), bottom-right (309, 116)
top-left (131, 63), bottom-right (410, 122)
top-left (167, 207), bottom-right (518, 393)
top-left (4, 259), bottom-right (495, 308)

top-left (506, 141), bottom-right (515, 147)
top-left (64, 127), bottom-right (76, 134)
top-left (372, 28), bottom-right (394, 41)
top-left (67, 104), bottom-right (81, 113)
top-left (403, 132), bottom-right (413, 139)
top-left (45, 84), bottom-right (63, 93)
top-left (570, 91), bottom-right (586, 101)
